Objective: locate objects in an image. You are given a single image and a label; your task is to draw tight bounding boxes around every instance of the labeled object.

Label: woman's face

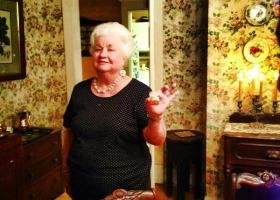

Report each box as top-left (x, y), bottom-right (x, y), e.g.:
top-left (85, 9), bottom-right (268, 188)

top-left (92, 35), bottom-right (125, 74)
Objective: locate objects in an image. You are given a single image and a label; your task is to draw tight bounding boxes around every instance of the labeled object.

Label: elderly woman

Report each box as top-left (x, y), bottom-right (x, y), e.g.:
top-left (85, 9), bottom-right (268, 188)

top-left (62, 22), bottom-right (179, 200)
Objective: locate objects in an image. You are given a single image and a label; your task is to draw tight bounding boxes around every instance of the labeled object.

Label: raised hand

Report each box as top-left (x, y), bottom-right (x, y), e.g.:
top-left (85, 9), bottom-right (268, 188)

top-left (145, 83), bottom-right (179, 117)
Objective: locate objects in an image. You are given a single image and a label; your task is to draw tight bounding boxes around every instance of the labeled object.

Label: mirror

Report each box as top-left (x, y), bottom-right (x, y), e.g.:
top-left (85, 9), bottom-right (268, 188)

top-left (0, 0), bottom-right (26, 81)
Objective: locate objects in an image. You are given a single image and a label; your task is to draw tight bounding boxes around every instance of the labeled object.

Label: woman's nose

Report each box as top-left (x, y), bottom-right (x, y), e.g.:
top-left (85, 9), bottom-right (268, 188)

top-left (100, 49), bottom-right (108, 57)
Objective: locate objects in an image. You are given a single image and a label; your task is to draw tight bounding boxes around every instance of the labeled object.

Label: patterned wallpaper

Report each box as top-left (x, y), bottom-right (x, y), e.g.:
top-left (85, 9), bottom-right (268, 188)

top-left (207, 0), bottom-right (279, 197)
top-left (162, 0), bottom-right (209, 195)
top-left (163, 0), bottom-right (279, 198)
top-left (0, 0), bottom-right (279, 199)
top-left (162, 0), bottom-right (208, 132)
top-left (0, 0), bottom-right (67, 128)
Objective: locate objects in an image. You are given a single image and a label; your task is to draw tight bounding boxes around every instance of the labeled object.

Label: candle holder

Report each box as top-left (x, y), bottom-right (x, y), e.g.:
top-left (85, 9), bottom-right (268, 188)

top-left (252, 95), bottom-right (262, 113)
top-left (255, 103), bottom-right (263, 114)
top-left (237, 100), bottom-right (242, 112)
top-left (272, 101), bottom-right (279, 115)
top-left (252, 95), bottom-right (259, 104)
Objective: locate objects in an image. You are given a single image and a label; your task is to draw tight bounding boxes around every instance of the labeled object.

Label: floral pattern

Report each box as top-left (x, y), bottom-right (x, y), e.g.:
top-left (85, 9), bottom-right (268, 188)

top-left (0, 0), bottom-right (279, 199)
top-left (207, 0), bottom-right (279, 198)
top-left (0, 0), bottom-right (66, 128)
top-left (163, 0), bottom-right (208, 129)
top-left (163, 0), bottom-right (280, 198)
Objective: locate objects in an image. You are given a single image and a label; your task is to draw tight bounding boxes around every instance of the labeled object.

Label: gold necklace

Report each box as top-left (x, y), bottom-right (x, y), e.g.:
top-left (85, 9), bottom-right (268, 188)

top-left (92, 75), bottom-right (124, 94)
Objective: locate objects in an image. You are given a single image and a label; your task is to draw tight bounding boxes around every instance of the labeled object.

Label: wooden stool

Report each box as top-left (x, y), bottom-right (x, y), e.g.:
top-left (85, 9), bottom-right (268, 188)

top-left (165, 129), bottom-right (206, 200)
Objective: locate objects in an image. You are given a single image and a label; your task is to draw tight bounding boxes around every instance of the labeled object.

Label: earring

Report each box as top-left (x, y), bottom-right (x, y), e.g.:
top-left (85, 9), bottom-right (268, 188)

top-left (120, 69), bottom-right (126, 77)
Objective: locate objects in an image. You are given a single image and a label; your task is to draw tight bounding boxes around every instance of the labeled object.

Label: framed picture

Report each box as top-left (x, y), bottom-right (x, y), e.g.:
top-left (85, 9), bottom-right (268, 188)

top-left (0, 0), bottom-right (25, 81)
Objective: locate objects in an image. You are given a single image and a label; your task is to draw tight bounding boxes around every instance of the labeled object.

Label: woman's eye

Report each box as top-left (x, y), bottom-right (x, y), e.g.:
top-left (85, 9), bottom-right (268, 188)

top-left (108, 49), bottom-right (115, 52)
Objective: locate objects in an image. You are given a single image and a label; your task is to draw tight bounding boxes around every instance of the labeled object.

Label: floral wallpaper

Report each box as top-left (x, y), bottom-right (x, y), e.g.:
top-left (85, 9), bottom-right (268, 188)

top-left (0, 0), bottom-right (66, 129)
top-left (163, 0), bottom-right (279, 198)
top-left (163, 0), bottom-right (208, 131)
top-left (0, 0), bottom-right (279, 199)
top-left (207, 0), bottom-right (279, 197)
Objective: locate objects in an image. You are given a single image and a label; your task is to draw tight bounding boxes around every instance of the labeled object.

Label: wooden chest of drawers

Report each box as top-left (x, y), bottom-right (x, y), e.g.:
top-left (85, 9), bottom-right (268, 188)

top-left (224, 132), bottom-right (280, 200)
top-left (0, 134), bottom-right (23, 200)
top-left (23, 128), bottom-right (63, 200)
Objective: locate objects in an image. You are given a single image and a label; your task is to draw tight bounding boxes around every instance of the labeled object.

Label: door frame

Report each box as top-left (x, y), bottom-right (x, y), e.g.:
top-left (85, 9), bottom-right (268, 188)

top-left (62, 0), bottom-right (164, 186)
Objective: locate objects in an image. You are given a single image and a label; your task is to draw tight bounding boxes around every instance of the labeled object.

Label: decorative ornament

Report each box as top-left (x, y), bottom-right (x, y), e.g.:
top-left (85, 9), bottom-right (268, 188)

top-left (243, 38), bottom-right (269, 63)
top-left (249, 46), bottom-right (263, 58)
top-left (120, 69), bottom-right (126, 76)
top-left (245, 2), bottom-right (271, 26)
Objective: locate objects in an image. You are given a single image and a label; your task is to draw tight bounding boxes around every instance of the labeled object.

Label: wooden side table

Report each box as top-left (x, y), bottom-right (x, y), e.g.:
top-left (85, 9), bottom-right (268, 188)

top-left (165, 129), bottom-right (206, 200)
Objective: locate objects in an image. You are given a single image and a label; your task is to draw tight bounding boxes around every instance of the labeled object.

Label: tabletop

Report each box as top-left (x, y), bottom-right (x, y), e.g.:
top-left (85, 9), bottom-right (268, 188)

top-left (167, 129), bottom-right (205, 143)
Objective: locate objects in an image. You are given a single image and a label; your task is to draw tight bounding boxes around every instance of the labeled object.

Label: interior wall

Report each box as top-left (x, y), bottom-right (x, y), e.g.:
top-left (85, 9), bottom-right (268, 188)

top-left (161, 0), bottom-right (208, 196)
top-left (79, 0), bottom-right (121, 23)
top-left (206, 0), bottom-right (279, 198)
top-left (3, 1), bottom-right (279, 199)
top-left (0, 0), bottom-right (67, 128)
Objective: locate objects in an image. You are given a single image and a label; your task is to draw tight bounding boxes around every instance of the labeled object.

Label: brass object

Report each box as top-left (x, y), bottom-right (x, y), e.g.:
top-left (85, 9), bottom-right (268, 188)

top-left (14, 111), bottom-right (31, 132)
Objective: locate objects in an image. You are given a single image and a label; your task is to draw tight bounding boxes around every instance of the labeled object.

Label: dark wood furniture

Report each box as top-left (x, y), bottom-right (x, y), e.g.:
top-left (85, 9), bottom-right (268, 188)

top-left (229, 112), bottom-right (280, 124)
top-left (22, 128), bottom-right (64, 200)
top-left (224, 132), bottom-right (280, 200)
top-left (165, 129), bottom-right (206, 200)
top-left (0, 133), bottom-right (23, 200)
top-left (103, 188), bottom-right (158, 200)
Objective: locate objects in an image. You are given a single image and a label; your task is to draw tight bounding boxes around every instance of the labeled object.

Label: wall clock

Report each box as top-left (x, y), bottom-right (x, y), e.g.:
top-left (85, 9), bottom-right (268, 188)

top-left (245, 2), bottom-right (271, 26)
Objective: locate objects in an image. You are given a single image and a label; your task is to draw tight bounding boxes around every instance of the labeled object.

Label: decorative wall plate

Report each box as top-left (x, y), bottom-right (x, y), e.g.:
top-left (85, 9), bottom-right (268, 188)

top-left (243, 38), bottom-right (269, 63)
top-left (245, 2), bottom-right (271, 26)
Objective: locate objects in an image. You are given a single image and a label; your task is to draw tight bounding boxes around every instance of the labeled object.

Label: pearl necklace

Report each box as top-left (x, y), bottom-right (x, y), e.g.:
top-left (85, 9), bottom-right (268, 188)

top-left (92, 75), bottom-right (124, 94)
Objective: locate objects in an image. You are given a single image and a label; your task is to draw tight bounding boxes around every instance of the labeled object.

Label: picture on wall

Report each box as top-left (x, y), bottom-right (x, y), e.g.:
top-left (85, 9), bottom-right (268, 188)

top-left (0, 0), bottom-right (26, 82)
top-left (0, 10), bottom-right (12, 64)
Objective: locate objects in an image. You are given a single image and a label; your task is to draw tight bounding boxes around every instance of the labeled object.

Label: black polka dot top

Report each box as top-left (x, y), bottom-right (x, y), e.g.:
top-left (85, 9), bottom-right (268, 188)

top-left (63, 78), bottom-right (152, 198)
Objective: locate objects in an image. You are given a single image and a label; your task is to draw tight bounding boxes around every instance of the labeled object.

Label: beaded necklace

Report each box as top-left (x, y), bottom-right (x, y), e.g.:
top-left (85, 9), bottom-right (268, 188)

top-left (92, 75), bottom-right (124, 94)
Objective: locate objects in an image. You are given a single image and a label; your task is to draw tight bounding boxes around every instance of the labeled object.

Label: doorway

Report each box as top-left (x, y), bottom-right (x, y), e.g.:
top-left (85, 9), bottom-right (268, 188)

top-left (78, 0), bottom-right (150, 85)
top-left (62, 0), bottom-right (164, 186)
top-left (128, 10), bottom-right (150, 86)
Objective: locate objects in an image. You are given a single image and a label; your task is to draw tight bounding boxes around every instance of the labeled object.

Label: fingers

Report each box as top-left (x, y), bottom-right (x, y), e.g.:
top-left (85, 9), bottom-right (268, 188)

top-left (161, 83), bottom-right (176, 91)
top-left (145, 84), bottom-right (179, 116)
top-left (147, 83), bottom-right (179, 106)
top-left (168, 90), bottom-right (180, 101)
top-left (160, 83), bottom-right (178, 98)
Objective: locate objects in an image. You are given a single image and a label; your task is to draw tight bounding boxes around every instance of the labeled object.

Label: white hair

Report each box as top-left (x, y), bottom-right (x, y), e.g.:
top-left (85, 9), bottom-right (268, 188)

top-left (90, 22), bottom-right (134, 62)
